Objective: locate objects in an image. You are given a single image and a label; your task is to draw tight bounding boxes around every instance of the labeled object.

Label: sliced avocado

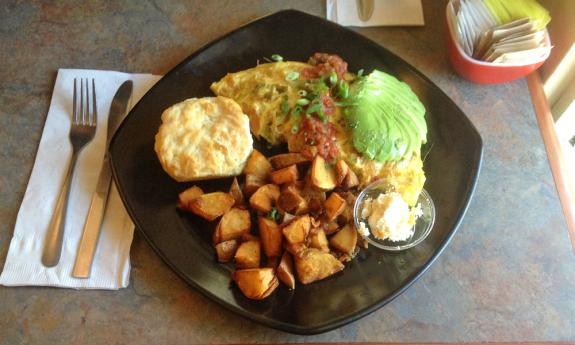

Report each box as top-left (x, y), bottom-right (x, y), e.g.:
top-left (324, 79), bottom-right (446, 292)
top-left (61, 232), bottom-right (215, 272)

top-left (345, 70), bottom-right (427, 162)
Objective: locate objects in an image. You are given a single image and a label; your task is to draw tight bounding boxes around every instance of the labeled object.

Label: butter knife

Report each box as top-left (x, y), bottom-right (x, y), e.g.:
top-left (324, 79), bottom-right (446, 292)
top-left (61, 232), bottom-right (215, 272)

top-left (72, 80), bottom-right (133, 278)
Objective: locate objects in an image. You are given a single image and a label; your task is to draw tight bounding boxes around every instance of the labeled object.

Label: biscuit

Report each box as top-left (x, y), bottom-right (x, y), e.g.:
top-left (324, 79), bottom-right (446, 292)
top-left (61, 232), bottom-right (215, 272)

top-left (154, 96), bottom-right (253, 182)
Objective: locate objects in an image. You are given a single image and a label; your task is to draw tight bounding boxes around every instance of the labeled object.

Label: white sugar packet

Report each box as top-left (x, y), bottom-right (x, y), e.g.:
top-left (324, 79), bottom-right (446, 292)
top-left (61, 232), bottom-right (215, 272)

top-left (0, 69), bottom-right (161, 290)
top-left (327, 0), bottom-right (424, 27)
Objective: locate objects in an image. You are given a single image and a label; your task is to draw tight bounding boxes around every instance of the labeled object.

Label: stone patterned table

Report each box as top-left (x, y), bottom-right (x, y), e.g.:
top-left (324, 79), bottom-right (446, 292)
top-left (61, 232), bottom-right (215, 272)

top-left (1, 1), bottom-right (574, 344)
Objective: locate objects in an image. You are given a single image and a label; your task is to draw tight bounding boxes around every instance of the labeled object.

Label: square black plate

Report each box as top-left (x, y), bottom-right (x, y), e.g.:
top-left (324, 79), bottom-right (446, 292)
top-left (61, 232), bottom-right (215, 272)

top-left (109, 10), bottom-right (483, 335)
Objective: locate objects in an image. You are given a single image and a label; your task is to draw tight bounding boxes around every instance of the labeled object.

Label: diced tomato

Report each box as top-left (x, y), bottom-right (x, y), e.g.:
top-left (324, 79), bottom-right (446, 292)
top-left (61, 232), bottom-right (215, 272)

top-left (298, 117), bottom-right (339, 162)
top-left (301, 53), bottom-right (349, 80)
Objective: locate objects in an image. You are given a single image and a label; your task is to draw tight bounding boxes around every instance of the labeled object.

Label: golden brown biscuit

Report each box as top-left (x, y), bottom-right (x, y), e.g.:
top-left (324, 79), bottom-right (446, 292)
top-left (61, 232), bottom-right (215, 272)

top-left (154, 96), bottom-right (253, 182)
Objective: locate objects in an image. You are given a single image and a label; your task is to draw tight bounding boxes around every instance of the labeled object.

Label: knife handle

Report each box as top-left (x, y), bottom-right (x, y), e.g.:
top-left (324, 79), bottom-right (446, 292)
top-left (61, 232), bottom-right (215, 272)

top-left (72, 168), bottom-right (112, 278)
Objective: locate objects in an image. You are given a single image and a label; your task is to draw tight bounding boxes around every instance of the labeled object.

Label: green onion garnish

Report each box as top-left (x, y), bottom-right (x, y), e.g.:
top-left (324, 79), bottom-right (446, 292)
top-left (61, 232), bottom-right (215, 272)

top-left (357, 69), bottom-right (364, 77)
top-left (329, 71), bottom-right (338, 85)
top-left (291, 124), bottom-right (299, 134)
top-left (296, 98), bottom-right (310, 106)
top-left (298, 89), bottom-right (307, 97)
top-left (306, 102), bottom-right (322, 115)
top-left (280, 100), bottom-right (290, 114)
top-left (271, 54), bottom-right (283, 62)
top-left (285, 71), bottom-right (299, 81)
top-left (292, 105), bottom-right (302, 117)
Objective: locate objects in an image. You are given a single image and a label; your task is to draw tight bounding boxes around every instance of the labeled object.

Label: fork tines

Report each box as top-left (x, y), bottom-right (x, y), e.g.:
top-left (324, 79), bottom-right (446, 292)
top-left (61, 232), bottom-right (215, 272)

top-left (73, 78), bottom-right (97, 126)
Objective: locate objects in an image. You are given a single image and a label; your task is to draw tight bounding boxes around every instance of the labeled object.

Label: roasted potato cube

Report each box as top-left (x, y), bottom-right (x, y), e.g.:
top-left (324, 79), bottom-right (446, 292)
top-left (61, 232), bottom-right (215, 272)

top-left (324, 192), bottom-right (347, 222)
top-left (213, 208), bottom-right (251, 243)
top-left (243, 149), bottom-right (272, 180)
top-left (324, 221), bottom-right (340, 235)
top-left (269, 153), bottom-right (309, 170)
top-left (294, 248), bottom-right (344, 284)
top-left (282, 215), bottom-right (311, 245)
top-left (215, 240), bottom-right (239, 263)
top-left (277, 185), bottom-right (308, 215)
top-left (338, 204), bottom-right (354, 224)
top-left (244, 173), bottom-right (265, 197)
top-left (335, 160), bottom-right (350, 186)
top-left (329, 224), bottom-right (358, 255)
top-left (189, 192), bottom-right (235, 221)
top-left (249, 184), bottom-right (280, 213)
top-left (177, 185), bottom-right (204, 210)
top-left (229, 177), bottom-right (245, 208)
top-left (265, 256), bottom-right (280, 269)
top-left (276, 251), bottom-right (296, 289)
top-left (258, 217), bottom-right (283, 257)
top-left (241, 233), bottom-right (260, 242)
top-left (284, 242), bottom-right (308, 257)
top-left (310, 229), bottom-right (329, 253)
top-left (234, 240), bottom-right (261, 269)
top-left (270, 164), bottom-right (299, 185)
top-left (311, 155), bottom-right (337, 190)
top-left (232, 268), bottom-right (279, 300)
top-left (300, 186), bottom-right (326, 215)
top-left (342, 168), bottom-right (359, 189)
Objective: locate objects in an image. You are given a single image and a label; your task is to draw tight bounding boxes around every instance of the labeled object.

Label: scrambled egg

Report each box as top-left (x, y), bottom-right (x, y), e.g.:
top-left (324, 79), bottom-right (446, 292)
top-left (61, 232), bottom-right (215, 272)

top-left (211, 61), bottom-right (426, 206)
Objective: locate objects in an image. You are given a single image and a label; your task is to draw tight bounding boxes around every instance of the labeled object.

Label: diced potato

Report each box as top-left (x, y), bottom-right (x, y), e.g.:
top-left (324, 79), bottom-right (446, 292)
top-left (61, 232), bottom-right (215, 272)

top-left (249, 184), bottom-right (280, 213)
top-left (243, 149), bottom-right (272, 180)
top-left (189, 192), bottom-right (235, 221)
top-left (310, 229), bottom-right (329, 253)
top-left (265, 256), bottom-right (280, 269)
top-left (215, 240), bottom-right (239, 263)
top-left (300, 186), bottom-right (326, 215)
top-left (240, 233), bottom-right (259, 242)
top-left (270, 164), bottom-right (299, 185)
top-left (335, 160), bottom-right (350, 186)
top-left (232, 268), bottom-right (279, 300)
top-left (282, 215), bottom-right (311, 245)
top-left (177, 185), bottom-right (204, 210)
top-left (258, 217), bottom-right (283, 257)
top-left (294, 248), bottom-right (344, 284)
top-left (324, 221), bottom-right (340, 235)
top-left (276, 251), bottom-right (296, 289)
top-left (311, 155), bottom-right (337, 190)
top-left (338, 205), bottom-right (354, 224)
top-left (234, 240), bottom-right (261, 269)
top-left (342, 168), bottom-right (359, 189)
top-left (329, 224), bottom-right (357, 255)
top-left (229, 177), bottom-right (245, 208)
top-left (269, 153), bottom-right (310, 170)
top-left (324, 192), bottom-right (347, 222)
top-left (277, 185), bottom-right (308, 215)
top-left (284, 242), bottom-right (307, 257)
top-left (244, 174), bottom-right (265, 197)
top-left (213, 207), bottom-right (251, 244)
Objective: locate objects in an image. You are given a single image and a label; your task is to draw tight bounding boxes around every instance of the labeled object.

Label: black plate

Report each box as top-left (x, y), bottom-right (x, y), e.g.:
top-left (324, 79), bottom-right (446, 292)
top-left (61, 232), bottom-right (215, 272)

top-left (109, 10), bottom-right (483, 335)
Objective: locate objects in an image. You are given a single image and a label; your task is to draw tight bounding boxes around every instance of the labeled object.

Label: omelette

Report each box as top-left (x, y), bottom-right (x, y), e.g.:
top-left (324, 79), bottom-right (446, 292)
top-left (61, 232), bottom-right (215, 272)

top-left (211, 56), bottom-right (426, 206)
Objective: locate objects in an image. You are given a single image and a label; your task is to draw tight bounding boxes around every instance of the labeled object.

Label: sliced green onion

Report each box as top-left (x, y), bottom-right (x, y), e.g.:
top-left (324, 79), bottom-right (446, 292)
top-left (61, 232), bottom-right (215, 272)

top-left (357, 69), bottom-right (364, 77)
top-left (268, 207), bottom-right (280, 222)
top-left (296, 98), bottom-right (310, 106)
top-left (329, 71), bottom-right (338, 85)
top-left (338, 80), bottom-right (349, 99)
top-left (285, 71), bottom-right (299, 81)
top-left (306, 102), bottom-right (322, 115)
top-left (291, 124), bottom-right (299, 134)
top-left (271, 54), bottom-right (283, 62)
top-left (298, 89), bottom-right (307, 97)
top-left (317, 112), bottom-right (326, 122)
top-left (292, 105), bottom-right (302, 117)
top-left (280, 99), bottom-right (290, 114)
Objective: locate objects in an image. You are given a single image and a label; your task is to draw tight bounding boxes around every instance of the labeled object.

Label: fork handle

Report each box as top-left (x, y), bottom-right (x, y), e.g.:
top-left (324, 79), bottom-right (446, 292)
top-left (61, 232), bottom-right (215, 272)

top-left (41, 151), bottom-right (80, 267)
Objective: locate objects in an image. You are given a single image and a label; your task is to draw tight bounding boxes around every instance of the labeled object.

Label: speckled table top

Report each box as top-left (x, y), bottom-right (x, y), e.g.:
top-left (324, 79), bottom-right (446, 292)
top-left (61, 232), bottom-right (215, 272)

top-left (1, 1), bottom-right (574, 344)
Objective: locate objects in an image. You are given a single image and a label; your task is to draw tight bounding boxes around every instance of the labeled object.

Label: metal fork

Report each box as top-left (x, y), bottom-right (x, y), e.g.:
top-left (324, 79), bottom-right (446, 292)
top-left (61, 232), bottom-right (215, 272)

top-left (42, 78), bottom-right (97, 267)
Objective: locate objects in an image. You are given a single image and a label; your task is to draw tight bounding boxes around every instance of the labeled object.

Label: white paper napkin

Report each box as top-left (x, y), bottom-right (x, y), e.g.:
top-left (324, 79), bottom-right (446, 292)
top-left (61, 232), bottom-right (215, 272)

top-left (0, 69), bottom-right (161, 290)
top-left (327, 0), bottom-right (424, 27)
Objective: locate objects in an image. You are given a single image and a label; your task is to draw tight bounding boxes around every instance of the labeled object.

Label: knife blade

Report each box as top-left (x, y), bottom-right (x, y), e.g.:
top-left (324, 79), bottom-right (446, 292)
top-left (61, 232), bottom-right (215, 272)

top-left (72, 80), bottom-right (133, 278)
